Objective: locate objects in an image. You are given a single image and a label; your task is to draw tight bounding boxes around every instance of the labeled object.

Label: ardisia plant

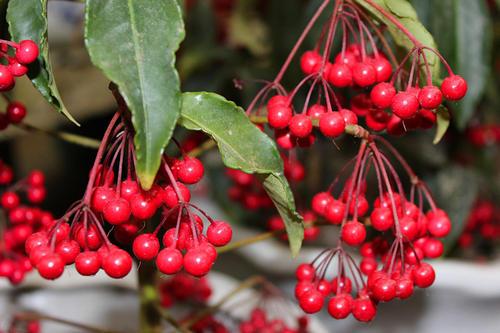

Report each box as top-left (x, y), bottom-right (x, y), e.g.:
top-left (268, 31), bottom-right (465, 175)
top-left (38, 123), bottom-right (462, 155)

top-left (0, 0), bottom-right (479, 332)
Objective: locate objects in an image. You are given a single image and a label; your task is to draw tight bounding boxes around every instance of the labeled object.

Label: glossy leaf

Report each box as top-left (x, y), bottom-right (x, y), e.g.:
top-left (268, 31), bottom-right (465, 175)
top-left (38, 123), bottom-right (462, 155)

top-left (179, 92), bottom-right (304, 256)
top-left (433, 106), bottom-right (450, 144)
top-left (7, 0), bottom-right (76, 124)
top-left (85, 0), bottom-right (185, 189)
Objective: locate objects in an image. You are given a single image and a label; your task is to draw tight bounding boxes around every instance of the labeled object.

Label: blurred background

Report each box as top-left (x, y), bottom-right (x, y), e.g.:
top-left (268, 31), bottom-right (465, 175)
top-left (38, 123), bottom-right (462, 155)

top-left (0, 0), bottom-right (499, 332)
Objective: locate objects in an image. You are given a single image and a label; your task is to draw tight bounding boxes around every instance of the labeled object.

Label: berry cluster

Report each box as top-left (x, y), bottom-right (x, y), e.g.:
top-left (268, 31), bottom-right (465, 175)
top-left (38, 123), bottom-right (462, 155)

top-left (466, 124), bottom-right (500, 147)
top-left (0, 101), bottom-right (27, 131)
top-left (458, 199), bottom-right (500, 250)
top-left (159, 273), bottom-right (212, 308)
top-left (247, 0), bottom-right (467, 145)
top-left (267, 211), bottom-right (319, 242)
top-left (24, 112), bottom-right (232, 281)
top-left (239, 307), bottom-right (309, 333)
top-left (0, 39), bottom-right (39, 91)
top-left (294, 137), bottom-right (449, 322)
top-left (0, 162), bottom-right (51, 285)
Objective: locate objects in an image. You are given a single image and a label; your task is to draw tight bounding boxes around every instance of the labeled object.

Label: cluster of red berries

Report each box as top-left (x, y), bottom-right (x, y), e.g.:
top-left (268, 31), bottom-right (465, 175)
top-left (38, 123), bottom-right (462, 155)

top-left (0, 39), bottom-right (39, 91)
top-left (239, 307), bottom-right (309, 333)
top-left (189, 315), bottom-right (229, 333)
top-left (0, 101), bottom-right (27, 131)
top-left (159, 273), bottom-right (212, 308)
top-left (293, 138), bottom-right (449, 322)
top-left (267, 211), bottom-right (319, 242)
top-left (459, 199), bottom-right (500, 250)
top-left (466, 124), bottom-right (500, 147)
top-left (0, 162), bottom-right (52, 285)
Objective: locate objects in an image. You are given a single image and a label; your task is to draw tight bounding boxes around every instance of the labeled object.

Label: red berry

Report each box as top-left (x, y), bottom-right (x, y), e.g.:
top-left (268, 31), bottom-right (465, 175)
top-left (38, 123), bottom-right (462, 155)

top-left (412, 262), bottom-right (435, 288)
top-left (372, 277), bottom-right (396, 302)
top-left (133, 233), bottom-right (160, 261)
top-left (441, 75), bottom-right (467, 101)
top-left (300, 51), bottom-right (322, 75)
top-left (102, 249), bottom-right (132, 278)
top-left (207, 221), bottom-right (232, 246)
top-left (399, 216), bottom-right (418, 241)
top-left (27, 170), bottom-right (45, 187)
top-left (56, 240), bottom-right (80, 264)
top-left (15, 40), bottom-right (39, 64)
top-left (295, 281), bottom-right (314, 299)
top-left (317, 279), bottom-right (332, 296)
top-left (178, 157), bottom-right (204, 184)
top-left (1, 191), bottom-right (20, 210)
top-left (370, 56), bottom-right (392, 82)
top-left (352, 62), bottom-right (376, 87)
top-left (103, 198), bottom-right (131, 225)
top-left (370, 207), bottom-right (394, 231)
top-left (423, 238), bottom-right (444, 258)
top-left (339, 108), bottom-right (358, 125)
top-left (130, 192), bottom-right (157, 220)
top-left (427, 214), bottom-right (451, 238)
top-left (391, 91), bottom-right (419, 119)
top-left (306, 104), bottom-right (327, 119)
top-left (156, 247), bottom-right (183, 274)
top-left (341, 221), bottom-right (366, 246)
top-left (324, 200), bottom-right (345, 225)
top-left (0, 65), bottom-right (14, 91)
top-left (164, 182), bottom-right (191, 207)
top-left (396, 276), bottom-right (414, 299)
top-left (91, 187), bottom-right (115, 212)
top-left (418, 108), bottom-right (437, 129)
top-left (267, 105), bottom-right (293, 129)
top-left (331, 276), bottom-right (352, 294)
top-left (418, 85), bottom-right (443, 109)
top-left (360, 257), bottom-right (378, 275)
top-left (311, 192), bottom-right (333, 215)
top-left (25, 232), bottom-right (48, 253)
top-left (37, 254), bottom-right (64, 280)
top-left (319, 112), bottom-right (345, 138)
top-left (328, 294), bottom-right (353, 319)
top-left (27, 186), bottom-right (46, 204)
top-left (335, 51), bottom-right (358, 68)
top-left (0, 260), bottom-right (15, 277)
top-left (275, 129), bottom-right (296, 149)
top-left (295, 263), bottom-right (315, 281)
top-left (7, 59), bottom-right (28, 77)
top-left (120, 180), bottom-right (140, 201)
top-left (352, 297), bottom-right (377, 322)
top-left (289, 114), bottom-right (313, 138)
top-left (370, 82), bottom-right (396, 108)
top-left (267, 95), bottom-right (289, 108)
top-left (6, 102), bottom-right (27, 124)
top-left (75, 251), bottom-right (101, 276)
top-left (328, 63), bottom-right (352, 87)
top-left (184, 248), bottom-right (213, 277)
top-left (299, 290), bottom-right (324, 314)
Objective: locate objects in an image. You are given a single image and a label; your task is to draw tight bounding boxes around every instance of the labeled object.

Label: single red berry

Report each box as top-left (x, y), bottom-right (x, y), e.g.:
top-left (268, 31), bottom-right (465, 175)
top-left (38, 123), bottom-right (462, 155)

top-left (441, 75), bottom-right (467, 100)
top-left (37, 254), bottom-right (64, 280)
top-left (103, 198), bottom-right (131, 225)
top-left (275, 129), bottom-right (296, 150)
top-left (120, 180), bottom-right (140, 201)
top-left (360, 257), bottom-right (378, 275)
top-left (295, 281), bottom-right (314, 299)
top-left (295, 263), bottom-right (315, 281)
top-left (7, 59), bottom-right (28, 77)
top-left (311, 192), bottom-right (333, 215)
top-left (102, 249), bottom-right (132, 278)
top-left (0, 260), bottom-right (15, 277)
top-left (328, 294), bottom-right (353, 319)
top-left (352, 62), bottom-right (376, 87)
top-left (370, 82), bottom-right (396, 109)
top-left (164, 182), bottom-right (191, 207)
top-left (341, 221), bottom-right (366, 246)
top-left (156, 247), bottom-right (183, 274)
top-left (331, 276), bottom-right (352, 294)
top-left (299, 290), bottom-right (324, 314)
top-left (178, 157), bottom-right (204, 184)
top-left (0, 65), bottom-right (15, 91)
top-left (328, 63), bottom-right (352, 87)
top-left (15, 40), bottom-right (39, 64)
top-left (391, 91), bottom-right (419, 119)
top-left (372, 277), bottom-right (396, 302)
top-left (396, 276), bottom-right (414, 299)
top-left (27, 170), bottom-right (45, 187)
top-left (324, 200), bottom-right (345, 225)
top-left (25, 232), bottom-right (48, 253)
top-left (423, 238), bottom-right (444, 258)
top-left (418, 85), bottom-right (443, 109)
top-left (1, 191), bottom-right (20, 210)
top-left (267, 95), bottom-right (289, 108)
top-left (427, 214), bottom-right (451, 238)
top-left (317, 279), bottom-right (332, 296)
top-left (184, 248), bottom-right (213, 277)
top-left (399, 216), bottom-right (418, 241)
top-left (267, 105), bottom-right (293, 129)
top-left (370, 207), bottom-right (394, 231)
top-left (339, 108), bottom-right (358, 126)
top-left (130, 192), bottom-right (157, 220)
top-left (412, 262), bottom-right (435, 288)
top-left (6, 102), bottom-right (27, 124)
top-left (75, 251), bottom-right (101, 276)
top-left (370, 56), bottom-right (392, 82)
top-left (289, 114), bottom-right (313, 138)
top-left (418, 108), bottom-right (437, 129)
top-left (319, 112), bottom-right (345, 138)
top-left (91, 187), bottom-right (115, 212)
top-left (27, 186), bottom-right (46, 204)
top-left (306, 104), bottom-right (327, 119)
top-left (348, 196), bottom-right (369, 217)
top-left (335, 51), bottom-right (358, 68)
top-left (207, 221), bottom-right (232, 246)
top-left (133, 233), bottom-right (160, 261)
top-left (352, 297), bottom-right (377, 322)
top-left (56, 240), bottom-right (80, 264)
top-left (300, 51), bottom-right (322, 75)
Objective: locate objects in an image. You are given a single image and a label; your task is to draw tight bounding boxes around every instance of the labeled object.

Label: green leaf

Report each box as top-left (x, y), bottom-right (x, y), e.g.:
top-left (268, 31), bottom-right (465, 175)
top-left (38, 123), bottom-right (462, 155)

top-left (355, 0), bottom-right (440, 79)
top-left (433, 106), bottom-right (450, 144)
top-left (7, 0), bottom-right (77, 124)
top-left (179, 92), bottom-right (304, 256)
top-left (85, 0), bottom-right (185, 190)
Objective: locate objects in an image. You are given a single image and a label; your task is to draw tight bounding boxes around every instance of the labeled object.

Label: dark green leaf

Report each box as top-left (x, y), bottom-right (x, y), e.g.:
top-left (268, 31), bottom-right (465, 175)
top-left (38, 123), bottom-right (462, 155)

top-left (85, 0), bottom-right (185, 189)
top-left (7, 0), bottom-right (76, 124)
top-left (179, 92), bottom-right (304, 256)
top-left (433, 106), bottom-right (450, 144)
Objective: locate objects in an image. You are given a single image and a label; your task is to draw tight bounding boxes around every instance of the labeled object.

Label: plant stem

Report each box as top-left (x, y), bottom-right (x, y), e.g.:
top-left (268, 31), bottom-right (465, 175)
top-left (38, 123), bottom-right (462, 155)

top-left (138, 261), bottom-right (164, 333)
top-left (14, 311), bottom-right (121, 333)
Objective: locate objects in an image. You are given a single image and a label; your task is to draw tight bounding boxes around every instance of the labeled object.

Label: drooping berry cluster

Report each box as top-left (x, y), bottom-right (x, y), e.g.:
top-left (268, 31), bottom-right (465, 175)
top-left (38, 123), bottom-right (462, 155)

top-left (294, 137), bottom-right (450, 322)
top-left (24, 111), bottom-right (232, 281)
top-left (246, 0), bottom-right (467, 145)
top-left (0, 101), bottom-right (27, 131)
top-left (458, 199), bottom-right (500, 252)
top-left (158, 273), bottom-right (212, 308)
top-left (0, 162), bottom-right (51, 285)
top-left (0, 39), bottom-right (39, 91)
